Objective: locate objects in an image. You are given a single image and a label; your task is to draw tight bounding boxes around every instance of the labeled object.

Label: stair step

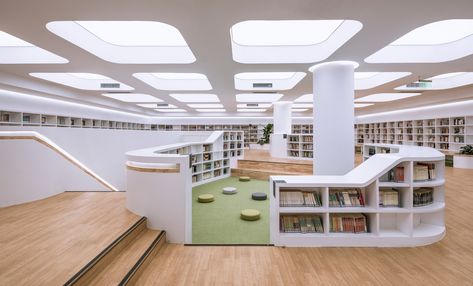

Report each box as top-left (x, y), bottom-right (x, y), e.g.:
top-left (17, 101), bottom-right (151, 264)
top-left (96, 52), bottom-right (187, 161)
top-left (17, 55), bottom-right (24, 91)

top-left (87, 229), bottom-right (160, 286)
top-left (237, 160), bottom-right (312, 173)
top-left (231, 167), bottom-right (311, 180)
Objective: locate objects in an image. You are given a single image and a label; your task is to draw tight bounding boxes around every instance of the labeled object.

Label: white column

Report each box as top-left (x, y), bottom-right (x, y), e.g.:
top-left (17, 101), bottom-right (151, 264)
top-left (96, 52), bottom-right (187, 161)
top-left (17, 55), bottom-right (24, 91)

top-left (270, 101), bottom-right (292, 158)
top-left (312, 61), bottom-right (356, 175)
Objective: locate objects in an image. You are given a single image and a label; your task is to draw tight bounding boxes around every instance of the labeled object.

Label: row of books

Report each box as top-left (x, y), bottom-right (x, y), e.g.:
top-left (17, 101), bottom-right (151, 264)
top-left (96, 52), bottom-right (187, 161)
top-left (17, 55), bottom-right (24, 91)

top-left (203, 153), bottom-right (212, 161)
top-left (329, 189), bottom-right (365, 207)
top-left (280, 215), bottom-right (324, 233)
top-left (280, 191), bottom-right (322, 207)
top-left (413, 163), bottom-right (436, 181)
top-left (380, 166), bottom-right (404, 182)
top-left (330, 214), bottom-right (368, 233)
top-left (379, 188), bottom-right (400, 207)
top-left (413, 188), bottom-right (434, 207)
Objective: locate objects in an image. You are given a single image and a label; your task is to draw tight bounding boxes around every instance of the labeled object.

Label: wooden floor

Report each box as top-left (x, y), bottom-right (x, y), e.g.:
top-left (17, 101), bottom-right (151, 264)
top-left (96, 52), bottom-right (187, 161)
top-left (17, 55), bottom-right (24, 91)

top-left (0, 192), bottom-right (140, 286)
top-left (135, 160), bottom-right (473, 285)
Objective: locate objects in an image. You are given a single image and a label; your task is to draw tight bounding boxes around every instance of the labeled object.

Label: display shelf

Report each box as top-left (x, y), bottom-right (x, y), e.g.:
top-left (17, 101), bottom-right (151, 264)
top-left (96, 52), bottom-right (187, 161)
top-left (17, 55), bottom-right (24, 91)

top-left (286, 134), bottom-right (314, 159)
top-left (271, 144), bottom-right (445, 247)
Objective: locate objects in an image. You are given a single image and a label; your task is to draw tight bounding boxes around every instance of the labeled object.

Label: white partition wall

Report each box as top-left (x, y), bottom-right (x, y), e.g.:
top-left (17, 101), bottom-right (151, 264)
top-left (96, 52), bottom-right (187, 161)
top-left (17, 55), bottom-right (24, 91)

top-left (271, 101), bottom-right (292, 158)
top-left (312, 61), bottom-right (356, 175)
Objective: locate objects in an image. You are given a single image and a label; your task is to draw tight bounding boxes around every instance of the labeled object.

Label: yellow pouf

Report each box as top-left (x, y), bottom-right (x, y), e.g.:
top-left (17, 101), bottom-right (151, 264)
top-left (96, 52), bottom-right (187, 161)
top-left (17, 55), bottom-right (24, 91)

top-left (239, 176), bottom-right (251, 182)
top-left (198, 194), bottom-right (214, 203)
top-left (240, 209), bottom-right (261, 221)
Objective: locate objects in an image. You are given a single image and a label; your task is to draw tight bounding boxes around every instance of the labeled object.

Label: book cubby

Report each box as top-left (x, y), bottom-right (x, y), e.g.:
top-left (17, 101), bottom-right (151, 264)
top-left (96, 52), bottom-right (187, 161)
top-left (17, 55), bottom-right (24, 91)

top-left (270, 143), bottom-right (445, 247)
top-left (287, 134), bottom-right (314, 159)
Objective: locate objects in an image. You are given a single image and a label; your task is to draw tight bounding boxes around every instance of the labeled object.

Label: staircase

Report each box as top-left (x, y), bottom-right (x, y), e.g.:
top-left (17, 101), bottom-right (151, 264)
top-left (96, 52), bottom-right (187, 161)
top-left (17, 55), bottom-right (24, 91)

top-left (232, 159), bottom-right (313, 180)
top-left (65, 217), bottom-right (166, 286)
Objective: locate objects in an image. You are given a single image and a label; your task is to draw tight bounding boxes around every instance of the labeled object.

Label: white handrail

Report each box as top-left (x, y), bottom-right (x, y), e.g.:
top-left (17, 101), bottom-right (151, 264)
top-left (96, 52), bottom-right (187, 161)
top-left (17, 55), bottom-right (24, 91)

top-left (0, 131), bottom-right (119, 192)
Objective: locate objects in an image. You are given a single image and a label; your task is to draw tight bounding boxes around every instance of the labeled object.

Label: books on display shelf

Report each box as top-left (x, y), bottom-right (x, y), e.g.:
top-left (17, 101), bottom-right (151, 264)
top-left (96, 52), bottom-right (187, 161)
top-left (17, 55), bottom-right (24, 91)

top-left (1, 113), bottom-right (10, 122)
top-left (214, 161), bottom-right (221, 168)
top-left (280, 215), bottom-right (324, 233)
top-left (330, 214), bottom-right (368, 233)
top-left (413, 163), bottom-right (436, 181)
top-left (329, 189), bottom-right (365, 207)
top-left (379, 188), bottom-right (400, 207)
top-left (280, 190), bottom-right (322, 207)
top-left (380, 166), bottom-right (404, 182)
top-left (203, 153), bottom-right (212, 161)
top-left (413, 188), bottom-right (434, 207)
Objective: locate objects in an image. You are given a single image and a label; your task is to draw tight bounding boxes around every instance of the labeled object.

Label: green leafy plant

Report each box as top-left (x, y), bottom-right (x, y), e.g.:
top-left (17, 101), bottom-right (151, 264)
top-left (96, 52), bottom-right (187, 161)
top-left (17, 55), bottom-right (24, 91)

top-left (459, 145), bottom-right (473, 155)
top-left (257, 123), bottom-right (273, 145)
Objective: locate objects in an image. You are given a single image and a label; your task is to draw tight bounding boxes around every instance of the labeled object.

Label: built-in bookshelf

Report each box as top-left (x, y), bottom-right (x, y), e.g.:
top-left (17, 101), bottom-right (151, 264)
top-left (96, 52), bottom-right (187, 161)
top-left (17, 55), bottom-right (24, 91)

top-left (287, 134), bottom-right (313, 159)
top-left (356, 116), bottom-right (473, 152)
top-left (270, 144), bottom-right (445, 247)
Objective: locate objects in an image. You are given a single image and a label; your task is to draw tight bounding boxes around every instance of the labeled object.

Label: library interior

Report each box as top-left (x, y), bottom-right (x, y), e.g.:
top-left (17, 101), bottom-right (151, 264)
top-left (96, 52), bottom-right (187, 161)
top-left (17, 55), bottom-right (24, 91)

top-left (1, 0), bottom-right (473, 285)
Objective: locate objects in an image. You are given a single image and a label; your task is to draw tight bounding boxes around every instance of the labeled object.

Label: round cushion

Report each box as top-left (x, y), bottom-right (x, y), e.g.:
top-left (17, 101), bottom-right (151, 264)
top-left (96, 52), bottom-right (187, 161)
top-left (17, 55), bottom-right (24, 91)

top-left (252, 192), bottom-right (267, 201)
top-left (222, 187), bottom-right (237, 195)
top-left (198, 194), bottom-right (214, 203)
top-left (239, 176), bottom-right (251, 182)
top-left (240, 209), bottom-right (261, 221)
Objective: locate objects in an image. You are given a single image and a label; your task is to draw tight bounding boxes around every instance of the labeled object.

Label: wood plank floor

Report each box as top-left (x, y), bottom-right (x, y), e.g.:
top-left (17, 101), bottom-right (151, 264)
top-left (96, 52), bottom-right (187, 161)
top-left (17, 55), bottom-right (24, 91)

top-left (0, 192), bottom-right (140, 286)
top-left (135, 163), bottom-right (473, 285)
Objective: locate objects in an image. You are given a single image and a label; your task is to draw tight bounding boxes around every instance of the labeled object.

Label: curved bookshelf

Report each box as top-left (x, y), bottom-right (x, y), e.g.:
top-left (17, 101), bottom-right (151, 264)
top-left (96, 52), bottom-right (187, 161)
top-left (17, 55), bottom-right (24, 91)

top-left (270, 143), bottom-right (446, 247)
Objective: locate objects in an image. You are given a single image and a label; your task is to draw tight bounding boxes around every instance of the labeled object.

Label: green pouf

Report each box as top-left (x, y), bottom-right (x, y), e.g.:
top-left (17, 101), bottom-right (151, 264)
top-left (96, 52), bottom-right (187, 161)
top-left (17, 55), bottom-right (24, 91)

top-left (239, 176), bottom-right (251, 182)
top-left (198, 194), bottom-right (214, 203)
top-left (240, 209), bottom-right (261, 221)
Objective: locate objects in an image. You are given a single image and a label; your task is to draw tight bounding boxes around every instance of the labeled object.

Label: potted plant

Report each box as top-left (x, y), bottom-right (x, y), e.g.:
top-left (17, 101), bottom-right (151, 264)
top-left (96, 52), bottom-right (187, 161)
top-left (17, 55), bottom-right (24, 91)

top-left (257, 123), bottom-right (273, 145)
top-left (454, 145), bottom-right (473, 169)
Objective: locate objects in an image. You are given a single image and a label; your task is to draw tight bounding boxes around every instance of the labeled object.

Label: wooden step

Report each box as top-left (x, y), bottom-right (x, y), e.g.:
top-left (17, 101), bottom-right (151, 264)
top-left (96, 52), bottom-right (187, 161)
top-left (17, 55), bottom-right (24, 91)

top-left (231, 167), bottom-right (311, 180)
top-left (237, 159), bottom-right (313, 174)
top-left (65, 217), bottom-right (166, 286)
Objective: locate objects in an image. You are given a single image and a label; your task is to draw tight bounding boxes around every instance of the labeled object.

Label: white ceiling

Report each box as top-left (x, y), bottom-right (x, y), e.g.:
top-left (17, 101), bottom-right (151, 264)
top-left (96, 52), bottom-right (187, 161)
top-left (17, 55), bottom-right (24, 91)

top-left (1, 0), bottom-right (473, 117)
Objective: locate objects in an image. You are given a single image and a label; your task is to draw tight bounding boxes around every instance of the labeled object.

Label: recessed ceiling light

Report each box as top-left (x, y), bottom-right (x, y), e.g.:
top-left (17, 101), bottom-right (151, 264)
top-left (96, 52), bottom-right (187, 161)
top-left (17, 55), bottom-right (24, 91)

top-left (188, 103), bottom-right (223, 108)
top-left (236, 103), bottom-right (272, 108)
top-left (237, 109), bottom-right (267, 112)
top-left (234, 72), bottom-right (306, 91)
top-left (230, 20), bottom-right (362, 63)
top-left (236, 93), bottom-right (283, 102)
top-left (196, 109), bottom-right (226, 112)
top-left (292, 109), bottom-right (309, 112)
top-left (103, 93), bottom-right (162, 103)
top-left (155, 108), bottom-right (187, 113)
top-left (396, 72), bottom-right (473, 91)
top-left (137, 103), bottom-right (176, 108)
top-left (292, 103), bottom-right (312, 108)
top-left (354, 103), bottom-right (374, 108)
top-left (0, 31), bottom-right (68, 64)
top-left (356, 93), bottom-right (421, 102)
top-left (169, 93), bottom-right (220, 103)
top-left (30, 72), bottom-right (133, 91)
top-left (355, 72), bottom-right (411, 90)
top-left (365, 19), bottom-right (473, 63)
top-left (133, 73), bottom-right (212, 91)
top-left (46, 21), bottom-right (195, 64)
top-left (295, 94), bottom-right (313, 103)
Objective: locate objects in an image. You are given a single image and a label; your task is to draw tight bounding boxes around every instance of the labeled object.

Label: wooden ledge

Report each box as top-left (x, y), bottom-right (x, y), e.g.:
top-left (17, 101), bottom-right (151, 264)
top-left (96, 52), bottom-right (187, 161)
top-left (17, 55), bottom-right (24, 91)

top-left (126, 163), bottom-right (180, 173)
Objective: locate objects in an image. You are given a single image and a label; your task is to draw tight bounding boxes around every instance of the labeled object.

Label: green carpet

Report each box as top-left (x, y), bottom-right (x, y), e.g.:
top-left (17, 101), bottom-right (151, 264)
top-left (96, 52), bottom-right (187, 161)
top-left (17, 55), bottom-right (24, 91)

top-left (192, 176), bottom-right (269, 244)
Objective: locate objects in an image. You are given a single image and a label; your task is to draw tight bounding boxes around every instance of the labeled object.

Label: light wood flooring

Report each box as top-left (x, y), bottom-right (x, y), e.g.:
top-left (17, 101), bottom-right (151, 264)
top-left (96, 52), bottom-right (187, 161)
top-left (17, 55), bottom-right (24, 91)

top-left (0, 192), bottom-right (140, 286)
top-left (135, 162), bottom-right (473, 285)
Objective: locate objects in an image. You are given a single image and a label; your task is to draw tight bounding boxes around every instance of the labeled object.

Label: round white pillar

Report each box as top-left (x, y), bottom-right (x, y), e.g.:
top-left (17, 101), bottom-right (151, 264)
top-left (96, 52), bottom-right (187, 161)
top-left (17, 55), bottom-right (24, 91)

top-left (312, 61), bottom-right (356, 175)
top-left (270, 101), bottom-right (292, 158)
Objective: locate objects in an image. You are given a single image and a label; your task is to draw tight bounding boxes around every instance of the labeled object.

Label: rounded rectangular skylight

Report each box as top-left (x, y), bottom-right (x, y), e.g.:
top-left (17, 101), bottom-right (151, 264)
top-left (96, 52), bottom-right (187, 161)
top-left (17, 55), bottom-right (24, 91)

top-left (395, 72), bottom-right (473, 91)
top-left (169, 94), bottom-right (220, 103)
top-left (292, 109), bottom-right (309, 112)
top-left (295, 94), bottom-right (313, 103)
top-left (155, 109), bottom-right (187, 113)
top-left (234, 72), bottom-right (306, 91)
top-left (237, 109), bottom-right (267, 112)
top-left (0, 31), bottom-right (68, 64)
top-left (103, 93), bottom-right (162, 103)
top-left (355, 72), bottom-right (411, 90)
top-left (196, 109), bottom-right (226, 113)
top-left (354, 103), bottom-right (374, 108)
top-left (292, 103), bottom-right (313, 108)
top-left (230, 20), bottom-right (362, 63)
top-left (133, 73), bottom-right (212, 91)
top-left (365, 19), bottom-right (473, 63)
top-left (356, 93), bottom-right (421, 103)
top-left (236, 93), bottom-right (283, 102)
top-left (30, 73), bottom-right (133, 91)
top-left (188, 104), bottom-right (223, 108)
top-left (46, 21), bottom-right (195, 64)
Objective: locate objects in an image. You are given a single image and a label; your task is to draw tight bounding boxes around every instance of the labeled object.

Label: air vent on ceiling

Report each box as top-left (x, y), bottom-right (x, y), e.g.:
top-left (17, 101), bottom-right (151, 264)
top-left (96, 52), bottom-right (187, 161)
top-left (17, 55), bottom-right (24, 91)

top-left (253, 83), bottom-right (272, 88)
top-left (100, 83), bottom-right (121, 89)
top-left (157, 103), bottom-right (169, 107)
top-left (252, 91), bottom-right (277, 94)
top-left (247, 103), bottom-right (259, 107)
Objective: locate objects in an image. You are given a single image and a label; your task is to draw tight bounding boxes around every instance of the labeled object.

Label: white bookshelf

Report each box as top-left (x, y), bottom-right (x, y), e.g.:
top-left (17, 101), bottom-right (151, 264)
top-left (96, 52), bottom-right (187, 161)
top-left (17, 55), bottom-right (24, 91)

top-left (270, 144), bottom-right (445, 247)
top-left (287, 134), bottom-right (313, 159)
